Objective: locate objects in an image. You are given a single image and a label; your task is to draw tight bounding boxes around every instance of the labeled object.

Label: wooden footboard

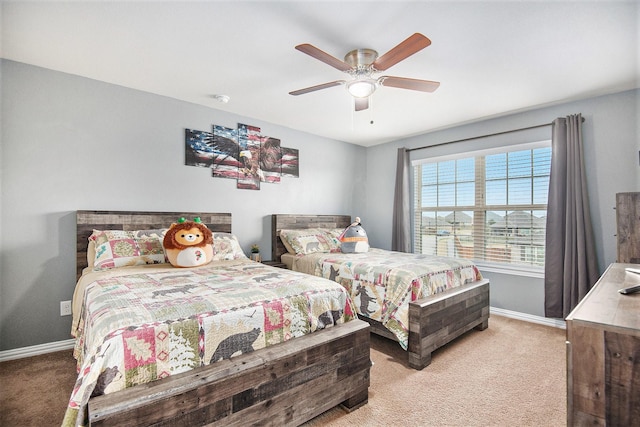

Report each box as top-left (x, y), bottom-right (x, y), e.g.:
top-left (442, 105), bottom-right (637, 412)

top-left (358, 280), bottom-right (489, 370)
top-left (88, 319), bottom-right (371, 426)
top-left (407, 279), bottom-right (490, 369)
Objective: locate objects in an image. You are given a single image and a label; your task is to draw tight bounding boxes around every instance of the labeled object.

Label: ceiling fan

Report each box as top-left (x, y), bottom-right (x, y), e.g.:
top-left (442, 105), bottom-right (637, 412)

top-left (289, 33), bottom-right (440, 111)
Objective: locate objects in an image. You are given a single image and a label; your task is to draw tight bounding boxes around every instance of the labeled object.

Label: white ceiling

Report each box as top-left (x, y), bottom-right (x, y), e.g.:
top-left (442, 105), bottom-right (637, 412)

top-left (2, 1), bottom-right (638, 147)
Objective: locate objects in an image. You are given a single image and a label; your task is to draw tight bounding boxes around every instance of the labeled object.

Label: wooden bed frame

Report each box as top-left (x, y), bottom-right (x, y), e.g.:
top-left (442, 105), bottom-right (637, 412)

top-left (271, 214), bottom-right (490, 370)
top-left (75, 210), bottom-right (371, 426)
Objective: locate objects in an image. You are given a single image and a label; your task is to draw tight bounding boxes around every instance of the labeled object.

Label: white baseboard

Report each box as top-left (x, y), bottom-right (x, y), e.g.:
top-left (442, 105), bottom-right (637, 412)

top-left (0, 338), bottom-right (75, 363)
top-left (491, 306), bottom-right (566, 329)
top-left (0, 308), bottom-right (564, 362)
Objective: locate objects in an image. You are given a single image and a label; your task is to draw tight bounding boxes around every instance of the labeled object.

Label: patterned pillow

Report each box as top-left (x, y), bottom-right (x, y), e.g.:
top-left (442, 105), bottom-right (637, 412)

top-left (279, 228), bottom-right (343, 255)
top-left (212, 233), bottom-right (247, 260)
top-left (90, 229), bottom-right (167, 270)
top-left (324, 228), bottom-right (345, 249)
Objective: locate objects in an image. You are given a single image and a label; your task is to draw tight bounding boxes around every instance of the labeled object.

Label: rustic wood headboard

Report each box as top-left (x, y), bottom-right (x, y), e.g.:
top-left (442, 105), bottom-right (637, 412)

top-left (76, 210), bottom-right (232, 280)
top-left (271, 214), bottom-right (351, 263)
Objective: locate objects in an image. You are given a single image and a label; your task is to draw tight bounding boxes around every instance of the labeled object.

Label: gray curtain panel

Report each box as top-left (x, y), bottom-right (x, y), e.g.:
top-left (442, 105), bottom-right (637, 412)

top-left (544, 114), bottom-right (599, 318)
top-left (392, 147), bottom-right (411, 252)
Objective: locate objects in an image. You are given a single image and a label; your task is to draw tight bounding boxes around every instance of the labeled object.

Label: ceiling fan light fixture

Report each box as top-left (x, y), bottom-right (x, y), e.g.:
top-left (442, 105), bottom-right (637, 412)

top-left (347, 79), bottom-right (376, 98)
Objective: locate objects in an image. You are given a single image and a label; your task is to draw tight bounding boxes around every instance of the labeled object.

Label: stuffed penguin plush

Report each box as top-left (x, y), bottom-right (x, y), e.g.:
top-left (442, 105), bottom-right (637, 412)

top-left (340, 217), bottom-right (370, 253)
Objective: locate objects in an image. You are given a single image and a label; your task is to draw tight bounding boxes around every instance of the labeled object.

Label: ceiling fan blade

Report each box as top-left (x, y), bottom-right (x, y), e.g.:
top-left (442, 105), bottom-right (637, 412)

top-left (373, 33), bottom-right (432, 71)
top-left (379, 76), bottom-right (440, 92)
top-left (354, 97), bottom-right (369, 111)
top-left (289, 80), bottom-right (345, 96)
top-left (295, 44), bottom-right (353, 72)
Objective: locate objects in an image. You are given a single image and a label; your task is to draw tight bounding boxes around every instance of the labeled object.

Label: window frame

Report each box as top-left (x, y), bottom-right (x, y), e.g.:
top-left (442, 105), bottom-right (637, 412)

top-left (412, 140), bottom-right (551, 276)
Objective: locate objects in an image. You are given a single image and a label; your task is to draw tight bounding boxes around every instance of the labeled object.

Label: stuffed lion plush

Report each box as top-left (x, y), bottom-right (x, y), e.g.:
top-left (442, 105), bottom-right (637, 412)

top-left (163, 217), bottom-right (214, 267)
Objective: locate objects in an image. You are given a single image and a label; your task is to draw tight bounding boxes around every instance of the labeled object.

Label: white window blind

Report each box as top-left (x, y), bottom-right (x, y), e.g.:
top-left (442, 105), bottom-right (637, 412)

top-left (413, 141), bottom-right (551, 270)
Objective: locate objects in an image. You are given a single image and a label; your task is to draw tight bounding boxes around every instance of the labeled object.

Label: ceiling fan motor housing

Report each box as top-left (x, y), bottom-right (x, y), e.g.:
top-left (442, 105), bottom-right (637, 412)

top-left (344, 48), bottom-right (378, 69)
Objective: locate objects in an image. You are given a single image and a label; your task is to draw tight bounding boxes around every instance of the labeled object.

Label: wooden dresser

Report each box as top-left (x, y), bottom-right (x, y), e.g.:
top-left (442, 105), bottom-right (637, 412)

top-left (566, 263), bottom-right (640, 426)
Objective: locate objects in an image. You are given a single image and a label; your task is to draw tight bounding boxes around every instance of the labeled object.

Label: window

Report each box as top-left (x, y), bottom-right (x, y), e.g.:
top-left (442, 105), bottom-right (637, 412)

top-left (413, 141), bottom-right (551, 271)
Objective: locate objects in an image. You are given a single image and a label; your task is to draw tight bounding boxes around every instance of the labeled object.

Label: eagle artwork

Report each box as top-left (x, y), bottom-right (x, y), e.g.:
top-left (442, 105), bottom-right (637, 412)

top-left (186, 123), bottom-right (292, 190)
top-left (260, 137), bottom-right (283, 182)
top-left (210, 125), bottom-right (241, 179)
top-left (239, 147), bottom-right (263, 181)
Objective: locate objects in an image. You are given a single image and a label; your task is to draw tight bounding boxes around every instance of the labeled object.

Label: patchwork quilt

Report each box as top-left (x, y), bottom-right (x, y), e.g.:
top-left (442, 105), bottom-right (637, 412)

top-left (63, 259), bottom-right (355, 427)
top-left (291, 248), bottom-right (482, 350)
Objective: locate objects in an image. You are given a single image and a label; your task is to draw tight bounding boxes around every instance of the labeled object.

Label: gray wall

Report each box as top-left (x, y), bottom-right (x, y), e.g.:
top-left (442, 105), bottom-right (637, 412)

top-left (0, 60), bottom-right (366, 351)
top-left (364, 89), bottom-right (639, 317)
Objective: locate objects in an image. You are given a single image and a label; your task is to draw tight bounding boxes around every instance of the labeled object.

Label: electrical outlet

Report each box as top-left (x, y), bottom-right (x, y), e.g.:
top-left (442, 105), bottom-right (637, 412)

top-left (60, 300), bottom-right (72, 316)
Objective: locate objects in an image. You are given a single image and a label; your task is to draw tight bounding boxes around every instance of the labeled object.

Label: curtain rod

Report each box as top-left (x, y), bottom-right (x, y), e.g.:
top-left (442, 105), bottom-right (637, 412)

top-left (406, 117), bottom-right (584, 153)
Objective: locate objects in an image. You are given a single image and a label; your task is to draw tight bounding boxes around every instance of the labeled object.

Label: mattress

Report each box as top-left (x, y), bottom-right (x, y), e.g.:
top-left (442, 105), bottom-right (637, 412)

top-left (281, 252), bottom-right (296, 269)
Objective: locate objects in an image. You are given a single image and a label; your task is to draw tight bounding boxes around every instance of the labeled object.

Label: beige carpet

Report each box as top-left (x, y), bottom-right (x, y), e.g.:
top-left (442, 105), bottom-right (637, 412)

top-left (305, 315), bottom-right (566, 426)
top-left (0, 315), bottom-right (566, 426)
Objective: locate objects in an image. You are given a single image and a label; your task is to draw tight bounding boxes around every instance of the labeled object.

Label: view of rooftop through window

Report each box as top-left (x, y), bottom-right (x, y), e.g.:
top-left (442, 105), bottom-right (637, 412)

top-left (414, 143), bottom-right (551, 268)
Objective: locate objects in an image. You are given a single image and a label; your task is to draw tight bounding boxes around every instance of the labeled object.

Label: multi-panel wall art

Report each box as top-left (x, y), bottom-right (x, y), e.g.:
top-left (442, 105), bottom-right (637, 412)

top-left (185, 123), bottom-right (299, 190)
